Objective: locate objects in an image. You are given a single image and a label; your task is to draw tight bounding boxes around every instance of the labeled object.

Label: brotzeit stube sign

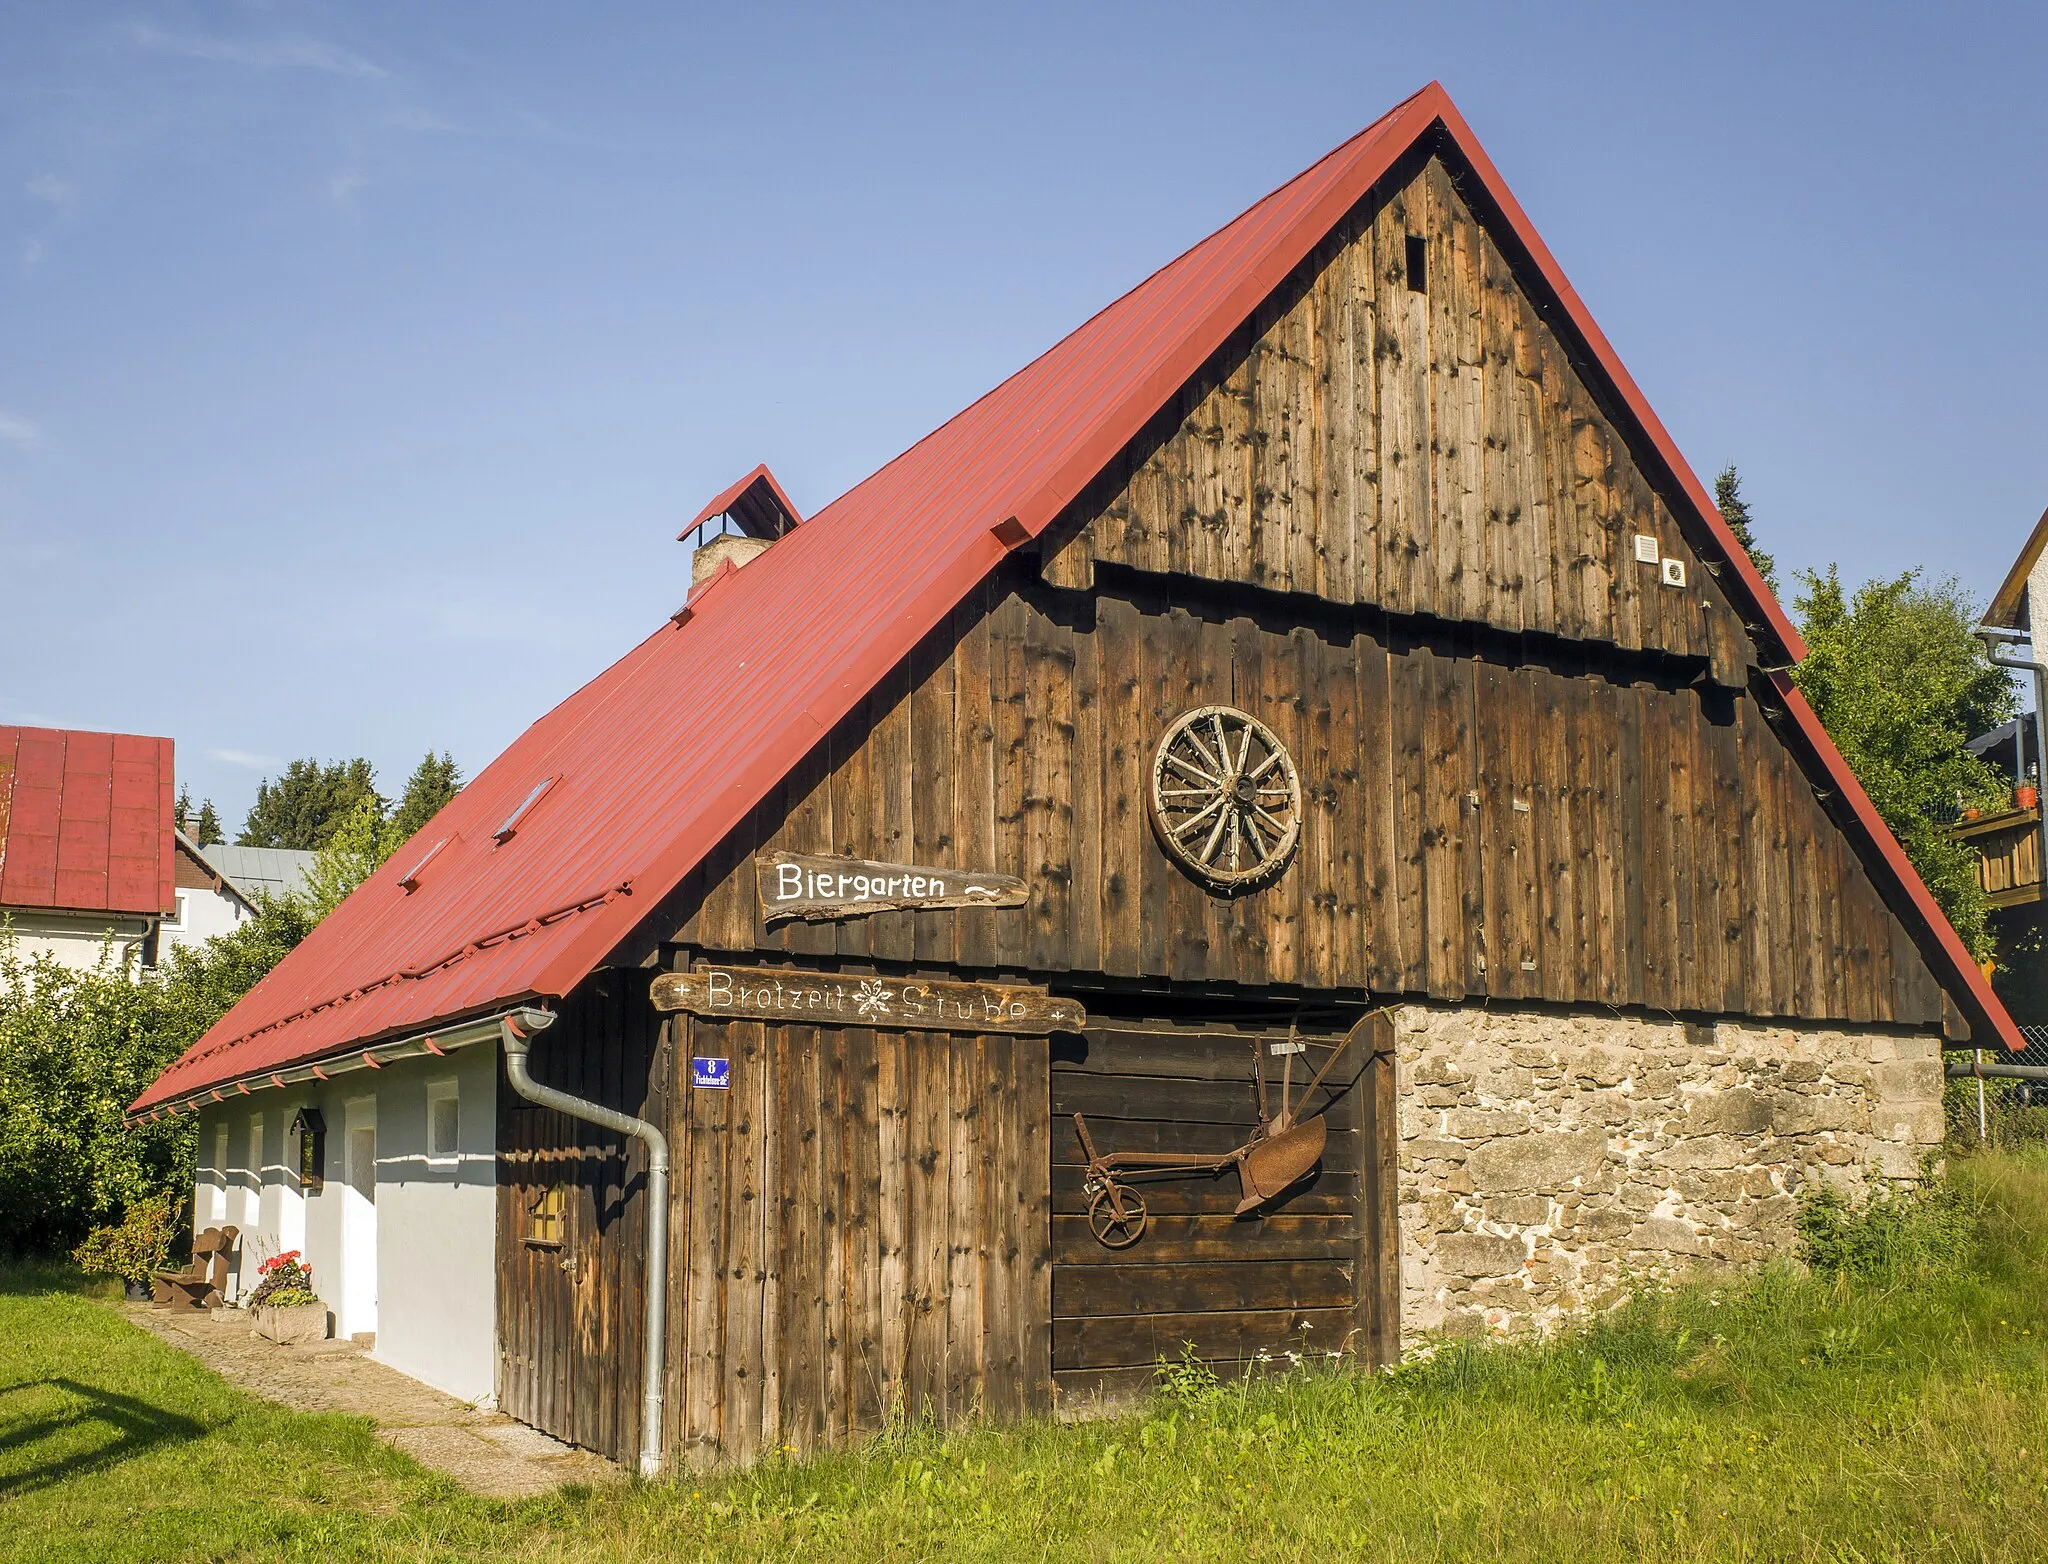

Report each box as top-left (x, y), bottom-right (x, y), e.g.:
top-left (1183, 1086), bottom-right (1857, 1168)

top-left (651, 968), bottom-right (1086, 1037)
top-left (756, 850), bottom-right (1027, 923)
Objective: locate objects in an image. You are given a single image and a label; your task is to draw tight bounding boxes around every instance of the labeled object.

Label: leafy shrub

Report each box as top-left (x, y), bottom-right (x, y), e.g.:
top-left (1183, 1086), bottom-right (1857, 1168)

top-left (70, 1192), bottom-right (177, 1286)
top-left (0, 895), bottom-right (313, 1256)
top-left (1795, 1166), bottom-right (1981, 1279)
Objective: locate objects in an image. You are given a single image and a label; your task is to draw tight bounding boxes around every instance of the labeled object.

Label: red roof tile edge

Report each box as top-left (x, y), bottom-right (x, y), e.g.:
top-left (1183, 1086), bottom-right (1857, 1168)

top-left (132, 83), bottom-right (2017, 1114)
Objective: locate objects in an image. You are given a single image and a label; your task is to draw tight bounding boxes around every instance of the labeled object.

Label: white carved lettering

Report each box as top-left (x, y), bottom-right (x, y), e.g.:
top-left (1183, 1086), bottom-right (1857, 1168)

top-left (776, 863), bottom-right (803, 902)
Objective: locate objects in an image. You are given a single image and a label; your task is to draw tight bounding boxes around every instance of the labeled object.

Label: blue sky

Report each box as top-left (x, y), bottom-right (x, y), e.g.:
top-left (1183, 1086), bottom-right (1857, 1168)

top-left (4, 2), bottom-right (2045, 829)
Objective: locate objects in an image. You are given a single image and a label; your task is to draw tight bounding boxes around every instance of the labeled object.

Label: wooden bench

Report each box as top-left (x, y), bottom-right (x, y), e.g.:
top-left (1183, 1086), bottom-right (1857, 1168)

top-left (153, 1225), bottom-right (239, 1310)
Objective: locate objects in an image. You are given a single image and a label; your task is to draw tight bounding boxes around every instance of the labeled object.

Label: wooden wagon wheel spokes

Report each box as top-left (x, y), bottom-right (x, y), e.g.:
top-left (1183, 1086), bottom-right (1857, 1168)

top-left (1148, 706), bottom-right (1302, 891)
top-left (1086, 1179), bottom-right (1149, 1249)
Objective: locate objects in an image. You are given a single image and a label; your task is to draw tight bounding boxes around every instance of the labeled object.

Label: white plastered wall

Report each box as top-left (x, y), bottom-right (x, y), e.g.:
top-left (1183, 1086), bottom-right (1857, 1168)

top-left (0, 910), bottom-right (150, 975)
top-left (186, 1037), bottom-right (499, 1404)
top-left (160, 885), bottom-right (250, 957)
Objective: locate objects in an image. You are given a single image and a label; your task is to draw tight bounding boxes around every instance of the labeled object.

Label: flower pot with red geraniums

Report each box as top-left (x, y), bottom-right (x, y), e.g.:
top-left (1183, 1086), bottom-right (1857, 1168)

top-left (246, 1252), bottom-right (330, 1345)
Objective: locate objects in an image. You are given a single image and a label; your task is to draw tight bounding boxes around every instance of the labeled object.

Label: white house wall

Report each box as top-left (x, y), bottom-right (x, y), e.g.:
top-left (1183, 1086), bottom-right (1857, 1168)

top-left (0, 910), bottom-right (150, 975)
top-left (161, 885), bottom-right (250, 957)
top-left (189, 1039), bottom-right (500, 1405)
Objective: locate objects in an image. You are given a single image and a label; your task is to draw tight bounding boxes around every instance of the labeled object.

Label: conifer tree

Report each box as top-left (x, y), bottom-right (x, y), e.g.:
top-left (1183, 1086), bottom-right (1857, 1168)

top-left (1715, 464), bottom-right (1778, 596)
top-left (237, 758), bottom-right (381, 850)
top-left (387, 751), bottom-right (463, 848)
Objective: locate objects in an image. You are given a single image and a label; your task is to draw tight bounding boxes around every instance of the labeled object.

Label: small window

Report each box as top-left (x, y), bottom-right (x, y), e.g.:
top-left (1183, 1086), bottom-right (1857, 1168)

top-left (292, 1107), bottom-right (326, 1193)
top-left (164, 894), bottom-right (187, 930)
top-left (1405, 233), bottom-right (1427, 293)
top-left (427, 1080), bottom-right (460, 1160)
top-left (524, 1183), bottom-right (565, 1248)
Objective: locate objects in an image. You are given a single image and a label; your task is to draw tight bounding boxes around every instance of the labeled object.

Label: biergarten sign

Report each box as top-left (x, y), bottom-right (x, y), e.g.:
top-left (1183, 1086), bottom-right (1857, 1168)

top-left (755, 850), bottom-right (1027, 923)
top-left (650, 967), bottom-right (1086, 1036)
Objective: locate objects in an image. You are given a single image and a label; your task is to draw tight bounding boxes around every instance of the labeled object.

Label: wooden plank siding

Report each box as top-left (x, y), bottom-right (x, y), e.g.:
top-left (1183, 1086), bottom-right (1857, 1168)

top-left (664, 1018), bottom-right (1051, 1466)
top-left (496, 969), bottom-right (662, 1460)
top-left (1049, 1016), bottom-right (1398, 1404)
top-left (673, 572), bottom-right (1945, 1029)
top-left (1041, 156), bottom-right (1758, 686)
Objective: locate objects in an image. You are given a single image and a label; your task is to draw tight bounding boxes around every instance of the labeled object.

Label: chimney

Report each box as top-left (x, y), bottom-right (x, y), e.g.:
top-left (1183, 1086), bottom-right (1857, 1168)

top-left (690, 532), bottom-right (773, 586)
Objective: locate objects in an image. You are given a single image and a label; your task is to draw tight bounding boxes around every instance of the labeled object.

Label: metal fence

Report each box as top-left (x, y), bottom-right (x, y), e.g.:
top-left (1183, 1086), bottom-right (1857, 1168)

top-left (1944, 1025), bottom-right (2048, 1147)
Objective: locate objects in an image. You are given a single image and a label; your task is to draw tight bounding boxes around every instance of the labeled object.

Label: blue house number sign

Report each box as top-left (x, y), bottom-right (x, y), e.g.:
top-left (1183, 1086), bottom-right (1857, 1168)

top-left (690, 1057), bottom-right (731, 1090)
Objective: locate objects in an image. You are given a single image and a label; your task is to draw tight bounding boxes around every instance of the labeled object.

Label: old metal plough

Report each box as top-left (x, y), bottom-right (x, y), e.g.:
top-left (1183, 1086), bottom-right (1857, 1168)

top-left (1073, 1009), bottom-right (1378, 1249)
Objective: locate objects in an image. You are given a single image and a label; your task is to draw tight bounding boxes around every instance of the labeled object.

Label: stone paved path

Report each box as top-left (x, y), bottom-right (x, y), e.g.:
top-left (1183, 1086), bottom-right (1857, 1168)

top-left (126, 1304), bottom-right (620, 1499)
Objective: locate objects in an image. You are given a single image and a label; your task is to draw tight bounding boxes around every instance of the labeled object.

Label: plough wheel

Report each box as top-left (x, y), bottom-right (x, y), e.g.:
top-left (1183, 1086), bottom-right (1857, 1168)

top-left (1086, 1181), bottom-right (1148, 1249)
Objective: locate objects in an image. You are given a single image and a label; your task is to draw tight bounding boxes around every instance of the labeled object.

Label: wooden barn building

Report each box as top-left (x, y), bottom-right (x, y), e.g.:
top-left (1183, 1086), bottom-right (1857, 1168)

top-left (134, 83), bottom-right (2020, 1474)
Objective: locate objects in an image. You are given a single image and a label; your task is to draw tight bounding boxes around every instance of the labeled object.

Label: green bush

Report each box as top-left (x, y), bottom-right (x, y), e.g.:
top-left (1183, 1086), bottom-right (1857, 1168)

top-left (0, 896), bottom-right (313, 1257)
top-left (1794, 1165), bottom-right (1981, 1279)
top-left (70, 1192), bottom-right (176, 1286)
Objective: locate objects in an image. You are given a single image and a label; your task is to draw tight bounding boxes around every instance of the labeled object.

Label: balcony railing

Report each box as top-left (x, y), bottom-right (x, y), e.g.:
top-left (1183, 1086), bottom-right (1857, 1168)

top-left (1953, 805), bottom-right (2044, 908)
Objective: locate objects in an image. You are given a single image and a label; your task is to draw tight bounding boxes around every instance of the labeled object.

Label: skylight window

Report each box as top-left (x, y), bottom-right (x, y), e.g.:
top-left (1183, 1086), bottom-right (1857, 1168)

top-left (398, 836), bottom-right (448, 892)
top-left (494, 777), bottom-right (557, 844)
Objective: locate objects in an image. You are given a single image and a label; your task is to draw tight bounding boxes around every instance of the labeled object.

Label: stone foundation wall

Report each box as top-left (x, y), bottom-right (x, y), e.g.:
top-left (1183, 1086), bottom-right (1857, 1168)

top-left (1394, 1005), bottom-right (1947, 1338)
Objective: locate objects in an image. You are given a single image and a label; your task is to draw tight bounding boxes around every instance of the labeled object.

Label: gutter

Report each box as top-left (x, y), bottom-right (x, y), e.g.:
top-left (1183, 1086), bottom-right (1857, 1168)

top-left (498, 1011), bottom-right (670, 1480)
top-left (127, 1006), bottom-right (535, 1124)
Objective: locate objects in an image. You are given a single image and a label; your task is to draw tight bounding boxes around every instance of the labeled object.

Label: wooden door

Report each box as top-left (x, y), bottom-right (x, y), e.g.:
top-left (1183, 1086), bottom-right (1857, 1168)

top-left (493, 973), bottom-right (661, 1463)
top-left (496, 1101), bottom-right (583, 1440)
top-left (668, 1020), bottom-right (1053, 1466)
top-left (1049, 1014), bottom-right (1398, 1404)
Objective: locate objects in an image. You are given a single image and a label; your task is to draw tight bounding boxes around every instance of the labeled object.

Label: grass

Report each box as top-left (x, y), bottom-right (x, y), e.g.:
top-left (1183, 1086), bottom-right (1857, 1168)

top-left (5, 1151), bottom-right (2048, 1562)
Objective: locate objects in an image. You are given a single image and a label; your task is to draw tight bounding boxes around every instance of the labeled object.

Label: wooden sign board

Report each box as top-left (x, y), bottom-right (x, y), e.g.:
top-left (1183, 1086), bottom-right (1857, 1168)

top-left (651, 967), bottom-right (1086, 1036)
top-left (755, 850), bottom-right (1027, 923)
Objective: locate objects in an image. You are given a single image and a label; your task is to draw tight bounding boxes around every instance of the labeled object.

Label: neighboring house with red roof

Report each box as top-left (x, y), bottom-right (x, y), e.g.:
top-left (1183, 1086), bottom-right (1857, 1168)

top-left (0, 726), bottom-right (175, 974)
top-left (135, 84), bottom-right (2019, 1472)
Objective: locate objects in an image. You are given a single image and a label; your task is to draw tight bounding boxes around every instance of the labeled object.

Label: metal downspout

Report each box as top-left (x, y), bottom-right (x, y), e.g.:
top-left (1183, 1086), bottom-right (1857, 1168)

top-left (498, 1009), bottom-right (670, 1479)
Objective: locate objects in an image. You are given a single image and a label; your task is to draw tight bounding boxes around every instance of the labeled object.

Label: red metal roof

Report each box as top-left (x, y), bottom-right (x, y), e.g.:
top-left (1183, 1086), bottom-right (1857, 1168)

top-left (132, 83), bottom-right (2016, 1112)
top-left (0, 726), bottom-right (175, 919)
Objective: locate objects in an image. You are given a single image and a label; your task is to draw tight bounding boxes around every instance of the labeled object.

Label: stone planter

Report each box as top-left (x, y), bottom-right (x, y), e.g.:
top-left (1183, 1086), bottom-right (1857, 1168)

top-left (251, 1303), bottom-right (331, 1345)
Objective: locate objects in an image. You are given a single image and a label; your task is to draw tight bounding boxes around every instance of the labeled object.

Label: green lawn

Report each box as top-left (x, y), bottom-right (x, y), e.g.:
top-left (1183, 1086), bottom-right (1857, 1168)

top-left (7, 1151), bottom-right (2048, 1563)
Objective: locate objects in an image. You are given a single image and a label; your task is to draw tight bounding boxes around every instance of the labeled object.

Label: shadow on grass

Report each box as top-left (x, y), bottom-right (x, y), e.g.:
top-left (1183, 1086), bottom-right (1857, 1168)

top-left (0, 1259), bottom-right (107, 1298)
top-left (0, 1377), bottom-right (204, 1501)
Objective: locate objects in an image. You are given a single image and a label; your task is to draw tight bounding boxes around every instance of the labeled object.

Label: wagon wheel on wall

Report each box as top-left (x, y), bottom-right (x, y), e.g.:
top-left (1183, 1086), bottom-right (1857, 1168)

top-left (1148, 705), bottom-right (1302, 892)
top-left (1085, 1178), bottom-right (1148, 1249)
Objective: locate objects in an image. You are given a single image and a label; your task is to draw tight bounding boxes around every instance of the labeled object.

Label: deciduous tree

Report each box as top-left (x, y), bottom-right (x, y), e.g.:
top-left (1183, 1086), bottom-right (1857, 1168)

top-left (0, 895), bottom-right (314, 1254)
top-left (1792, 567), bottom-right (2015, 959)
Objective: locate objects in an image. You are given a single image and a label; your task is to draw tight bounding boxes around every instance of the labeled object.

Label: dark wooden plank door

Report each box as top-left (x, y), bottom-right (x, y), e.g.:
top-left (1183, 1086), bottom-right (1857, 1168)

top-left (668, 1017), bottom-right (1052, 1467)
top-left (494, 973), bottom-right (661, 1464)
top-left (1049, 1017), bottom-right (1395, 1405)
top-left (497, 1099), bottom-right (583, 1442)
